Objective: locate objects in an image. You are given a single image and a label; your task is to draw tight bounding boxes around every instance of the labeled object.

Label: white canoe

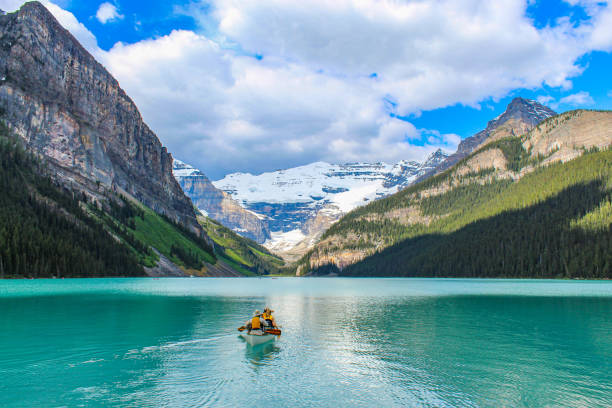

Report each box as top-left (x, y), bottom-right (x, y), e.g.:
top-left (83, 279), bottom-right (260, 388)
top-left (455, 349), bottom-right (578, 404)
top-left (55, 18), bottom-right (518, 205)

top-left (240, 331), bottom-right (276, 346)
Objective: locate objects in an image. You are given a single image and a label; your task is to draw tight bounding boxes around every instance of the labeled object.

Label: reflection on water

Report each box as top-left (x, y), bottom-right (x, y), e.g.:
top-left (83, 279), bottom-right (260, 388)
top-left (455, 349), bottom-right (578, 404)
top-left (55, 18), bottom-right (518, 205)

top-left (244, 341), bottom-right (281, 366)
top-left (1, 278), bottom-right (612, 407)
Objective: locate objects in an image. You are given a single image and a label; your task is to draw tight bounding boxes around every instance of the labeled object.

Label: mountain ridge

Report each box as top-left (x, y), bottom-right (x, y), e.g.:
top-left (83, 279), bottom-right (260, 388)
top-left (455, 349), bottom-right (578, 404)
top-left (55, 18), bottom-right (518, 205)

top-left (173, 159), bottom-right (270, 243)
top-left (0, 2), bottom-right (198, 230)
top-left (299, 108), bottom-right (612, 277)
top-left (416, 97), bottom-right (556, 182)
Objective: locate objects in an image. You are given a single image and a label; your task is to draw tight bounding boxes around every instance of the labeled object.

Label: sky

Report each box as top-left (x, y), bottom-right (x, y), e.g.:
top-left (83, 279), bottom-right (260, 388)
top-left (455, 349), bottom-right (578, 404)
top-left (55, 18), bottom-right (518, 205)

top-left (1, 0), bottom-right (611, 179)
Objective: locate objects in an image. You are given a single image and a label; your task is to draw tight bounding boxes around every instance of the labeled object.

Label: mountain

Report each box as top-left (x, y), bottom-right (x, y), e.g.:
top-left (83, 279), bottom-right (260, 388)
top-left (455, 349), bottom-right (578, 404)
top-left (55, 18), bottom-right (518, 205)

top-left (416, 97), bottom-right (556, 182)
top-left (173, 160), bottom-right (270, 243)
top-left (202, 150), bottom-right (448, 259)
top-left (0, 2), bottom-right (267, 277)
top-left (0, 2), bottom-right (196, 229)
top-left (299, 108), bottom-right (612, 278)
top-left (0, 121), bottom-right (146, 278)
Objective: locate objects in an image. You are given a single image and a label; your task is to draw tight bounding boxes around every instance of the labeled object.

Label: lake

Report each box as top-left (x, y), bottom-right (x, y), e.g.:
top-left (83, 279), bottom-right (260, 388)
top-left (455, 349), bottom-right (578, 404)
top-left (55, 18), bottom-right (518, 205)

top-left (1, 278), bottom-right (611, 407)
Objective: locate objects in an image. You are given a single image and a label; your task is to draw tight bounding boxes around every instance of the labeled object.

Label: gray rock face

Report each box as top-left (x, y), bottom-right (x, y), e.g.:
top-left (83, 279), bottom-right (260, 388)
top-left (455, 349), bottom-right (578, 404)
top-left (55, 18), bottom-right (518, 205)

top-left (0, 2), bottom-right (198, 228)
top-left (417, 97), bottom-right (556, 181)
top-left (173, 160), bottom-right (270, 243)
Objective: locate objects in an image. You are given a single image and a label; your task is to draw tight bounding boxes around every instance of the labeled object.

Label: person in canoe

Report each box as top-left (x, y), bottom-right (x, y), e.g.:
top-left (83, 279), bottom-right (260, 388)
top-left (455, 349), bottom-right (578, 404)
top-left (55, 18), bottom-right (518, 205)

top-left (245, 310), bottom-right (263, 334)
top-left (262, 307), bottom-right (277, 329)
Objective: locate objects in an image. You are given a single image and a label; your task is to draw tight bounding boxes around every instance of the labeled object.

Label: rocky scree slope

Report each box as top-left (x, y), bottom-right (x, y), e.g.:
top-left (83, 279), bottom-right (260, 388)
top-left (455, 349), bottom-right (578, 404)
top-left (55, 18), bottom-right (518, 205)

top-left (0, 2), bottom-right (198, 230)
top-left (299, 108), bottom-right (612, 277)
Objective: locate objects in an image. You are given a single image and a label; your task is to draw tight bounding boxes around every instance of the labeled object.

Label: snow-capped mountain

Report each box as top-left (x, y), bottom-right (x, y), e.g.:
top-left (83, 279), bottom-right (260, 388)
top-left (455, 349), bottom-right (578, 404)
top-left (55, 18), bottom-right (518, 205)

top-left (173, 150), bottom-right (447, 257)
top-left (210, 149), bottom-right (448, 257)
top-left (215, 151), bottom-right (447, 212)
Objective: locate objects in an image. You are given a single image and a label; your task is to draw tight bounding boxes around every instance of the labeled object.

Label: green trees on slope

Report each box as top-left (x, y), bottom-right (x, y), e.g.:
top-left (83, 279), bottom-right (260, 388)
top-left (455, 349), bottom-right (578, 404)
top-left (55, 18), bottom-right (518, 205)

top-left (344, 180), bottom-right (611, 278)
top-left (0, 120), bottom-right (218, 278)
top-left (309, 149), bottom-right (612, 278)
top-left (0, 126), bottom-right (144, 278)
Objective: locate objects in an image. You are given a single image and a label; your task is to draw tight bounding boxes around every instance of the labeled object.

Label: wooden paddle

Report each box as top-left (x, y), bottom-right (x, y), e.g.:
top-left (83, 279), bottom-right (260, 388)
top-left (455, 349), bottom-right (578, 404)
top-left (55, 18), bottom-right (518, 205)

top-left (237, 326), bottom-right (281, 335)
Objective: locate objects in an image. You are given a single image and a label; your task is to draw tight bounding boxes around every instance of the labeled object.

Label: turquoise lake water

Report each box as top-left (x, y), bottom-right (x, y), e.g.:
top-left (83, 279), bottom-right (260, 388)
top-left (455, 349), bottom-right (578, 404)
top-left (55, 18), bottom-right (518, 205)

top-left (1, 278), bottom-right (612, 407)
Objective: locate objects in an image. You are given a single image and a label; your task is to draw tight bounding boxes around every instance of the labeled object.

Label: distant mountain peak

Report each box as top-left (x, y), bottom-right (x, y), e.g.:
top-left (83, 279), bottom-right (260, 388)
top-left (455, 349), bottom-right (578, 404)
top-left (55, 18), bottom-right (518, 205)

top-left (172, 159), bottom-right (207, 178)
top-left (489, 97), bottom-right (556, 129)
top-left (425, 148), bottom-right (448, 162)
top-left (414, 97), bottom-right (557, 181)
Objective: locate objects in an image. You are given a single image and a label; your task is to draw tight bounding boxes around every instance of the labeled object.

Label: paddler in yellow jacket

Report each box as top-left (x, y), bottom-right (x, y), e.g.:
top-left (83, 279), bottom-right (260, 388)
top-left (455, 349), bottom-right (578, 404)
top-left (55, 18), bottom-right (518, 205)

top-left (262, 307), bottom-right (277, 328)
top-left (245, 310), bottom-right (263, 334)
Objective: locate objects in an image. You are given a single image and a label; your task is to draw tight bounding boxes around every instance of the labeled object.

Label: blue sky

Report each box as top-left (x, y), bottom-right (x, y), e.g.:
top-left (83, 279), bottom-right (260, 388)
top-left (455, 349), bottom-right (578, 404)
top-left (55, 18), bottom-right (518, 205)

top-left (2, 0), bottom-right (611, 178)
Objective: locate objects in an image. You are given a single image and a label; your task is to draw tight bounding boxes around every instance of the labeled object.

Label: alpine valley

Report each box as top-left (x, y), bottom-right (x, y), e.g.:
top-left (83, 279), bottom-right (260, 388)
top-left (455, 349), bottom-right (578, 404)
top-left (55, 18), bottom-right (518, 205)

top-left (173, 150), bottom-right (448, 261)
top-left (1, 1), bottom-right (611, 280)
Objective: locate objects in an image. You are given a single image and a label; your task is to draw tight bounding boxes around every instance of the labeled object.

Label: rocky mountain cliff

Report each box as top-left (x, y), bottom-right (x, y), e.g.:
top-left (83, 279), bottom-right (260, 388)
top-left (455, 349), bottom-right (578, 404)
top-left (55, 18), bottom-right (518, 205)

top-left (300, 108), bottom-right (612, 277)
top-left (173, 160), bottom-right (270, 243)
top-left (417, 97), bottom-right (556, 182)
top-left (0, 2), bottom-right (198, 229)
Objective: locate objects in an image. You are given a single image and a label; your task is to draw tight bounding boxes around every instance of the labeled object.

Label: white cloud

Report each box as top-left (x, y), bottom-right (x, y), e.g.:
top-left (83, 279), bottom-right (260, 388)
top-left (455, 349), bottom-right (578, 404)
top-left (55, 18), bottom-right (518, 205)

top-left (2, 0), bottom-right (611, 178)
top-left (0, 0), bottom-right (26, 11)
top-left (537, 95), bottom-right (555, 105)
top-left (544, 91), bottom-right (596, 110)
top-left (558, 91), bottom-right (595, 106)
top-left (96, 2), bottom-right (123, 24)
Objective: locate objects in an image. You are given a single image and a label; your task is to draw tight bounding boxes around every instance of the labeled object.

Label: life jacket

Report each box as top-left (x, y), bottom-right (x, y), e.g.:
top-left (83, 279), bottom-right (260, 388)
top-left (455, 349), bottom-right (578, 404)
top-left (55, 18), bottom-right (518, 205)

top-left (262, 312), bottom-right (272, 320)
top-left (251, 316), bottom-right (261, 329)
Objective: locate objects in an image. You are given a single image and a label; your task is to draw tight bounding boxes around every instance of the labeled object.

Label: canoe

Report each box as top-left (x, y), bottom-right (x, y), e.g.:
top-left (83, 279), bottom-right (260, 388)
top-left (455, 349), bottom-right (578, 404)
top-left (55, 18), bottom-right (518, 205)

top-left (240, 331), bottom-right (276, 346)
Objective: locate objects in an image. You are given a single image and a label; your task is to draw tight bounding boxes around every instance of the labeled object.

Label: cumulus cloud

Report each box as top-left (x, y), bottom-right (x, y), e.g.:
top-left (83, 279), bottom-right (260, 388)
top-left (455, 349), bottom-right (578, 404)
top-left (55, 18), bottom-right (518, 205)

top-left (537, 95), bottom-right (555, 105)
top-left (0, 0), bottom-right (24, 11)
top-left (558, 91), bottom-right (595, 106)
top-left (2, 0), bottom-right (611, 178)
top-left (544, 91), bottom-right (596, 110)
top-left (95, 2), bottom-right (123, 24)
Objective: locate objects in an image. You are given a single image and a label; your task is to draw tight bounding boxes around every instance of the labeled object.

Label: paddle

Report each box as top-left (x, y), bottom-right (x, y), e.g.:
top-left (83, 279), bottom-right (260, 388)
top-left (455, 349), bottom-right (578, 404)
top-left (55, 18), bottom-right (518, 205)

top-left (237, 326), bottom-right (281, 335)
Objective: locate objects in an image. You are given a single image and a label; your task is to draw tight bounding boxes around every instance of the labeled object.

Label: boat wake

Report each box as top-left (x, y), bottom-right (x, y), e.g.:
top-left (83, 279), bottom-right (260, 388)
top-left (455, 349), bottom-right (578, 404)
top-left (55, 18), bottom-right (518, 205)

top-left (125, 335), bottom-right (234, 358)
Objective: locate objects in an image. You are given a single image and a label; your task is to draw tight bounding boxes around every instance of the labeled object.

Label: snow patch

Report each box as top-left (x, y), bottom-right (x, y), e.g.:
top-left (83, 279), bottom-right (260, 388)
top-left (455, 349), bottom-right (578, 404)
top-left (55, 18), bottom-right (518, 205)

top-left (330, 180), bottom-right (391, 213)
top-left (214, 160), bottom-right (419, 206)
top-left (264, 229), bottom-right (307, 252)
top-left (172, 159), bottom-right (201, 177)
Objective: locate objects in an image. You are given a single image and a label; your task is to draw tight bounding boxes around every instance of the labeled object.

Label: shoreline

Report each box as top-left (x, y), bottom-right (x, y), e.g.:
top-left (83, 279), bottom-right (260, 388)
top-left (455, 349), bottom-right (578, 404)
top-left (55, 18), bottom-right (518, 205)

top-left (1, 276), bottom-right (611, 280)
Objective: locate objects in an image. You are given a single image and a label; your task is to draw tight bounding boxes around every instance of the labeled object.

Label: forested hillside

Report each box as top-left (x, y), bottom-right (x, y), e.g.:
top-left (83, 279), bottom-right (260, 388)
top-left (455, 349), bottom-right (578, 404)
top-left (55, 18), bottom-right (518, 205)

top-left (0, 122), bottom-right (144, 277)
top-left (300, 109), bottom-right (612, 278)
top-left (0, 121), bottom-right (222, 277)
